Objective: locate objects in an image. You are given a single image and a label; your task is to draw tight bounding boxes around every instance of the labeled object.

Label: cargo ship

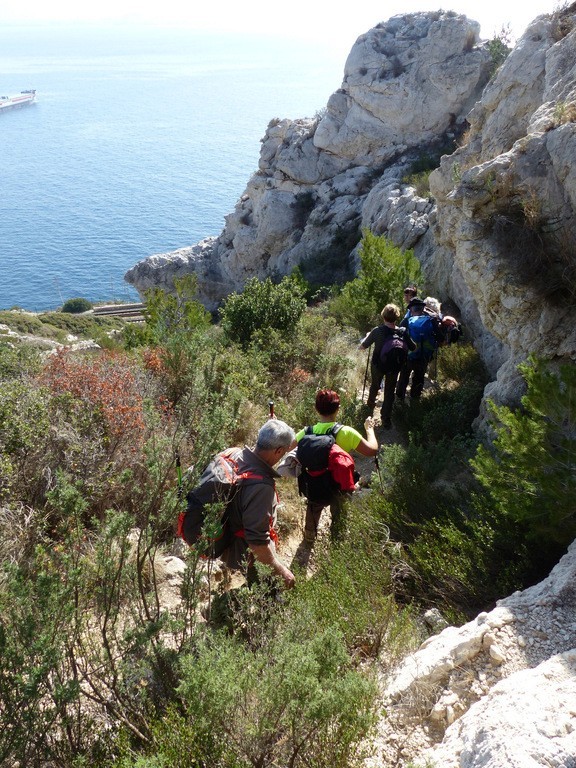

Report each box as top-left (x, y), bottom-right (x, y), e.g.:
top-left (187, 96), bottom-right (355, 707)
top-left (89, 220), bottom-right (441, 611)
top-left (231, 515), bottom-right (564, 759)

top-left (0, 90), bottom-right (36, 112)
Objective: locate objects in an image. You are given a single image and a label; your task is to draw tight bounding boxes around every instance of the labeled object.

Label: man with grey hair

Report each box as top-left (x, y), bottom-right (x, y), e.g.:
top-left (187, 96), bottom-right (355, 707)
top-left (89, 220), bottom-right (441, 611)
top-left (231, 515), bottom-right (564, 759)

top-left (219, 419), bottom-right (296, 589)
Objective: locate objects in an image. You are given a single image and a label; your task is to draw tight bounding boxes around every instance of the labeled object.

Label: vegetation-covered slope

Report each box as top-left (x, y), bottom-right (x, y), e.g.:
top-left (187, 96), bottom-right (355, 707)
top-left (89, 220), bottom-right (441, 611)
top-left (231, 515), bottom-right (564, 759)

top-left (0, 235), bottom-right (573, 767)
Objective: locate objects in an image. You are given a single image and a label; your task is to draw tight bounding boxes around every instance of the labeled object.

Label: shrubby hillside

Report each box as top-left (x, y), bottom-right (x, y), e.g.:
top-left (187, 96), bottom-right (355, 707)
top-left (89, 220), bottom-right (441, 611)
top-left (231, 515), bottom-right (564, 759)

top-left (3, 5), bottom-right (576, 765)
top-left (0, 234), bottom-right (574, 766)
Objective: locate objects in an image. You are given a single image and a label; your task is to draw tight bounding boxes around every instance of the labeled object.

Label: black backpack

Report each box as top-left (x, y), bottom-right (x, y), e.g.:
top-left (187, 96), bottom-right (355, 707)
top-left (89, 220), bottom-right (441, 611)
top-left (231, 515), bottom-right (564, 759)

top-left (177, 448), bottom-right (273, 557)
top-left (438, 316), bottom-right (462, 346)
top-left (296, 424), bottom-right (342, 505)
top-left (379, 327), bottom-right (409, 373)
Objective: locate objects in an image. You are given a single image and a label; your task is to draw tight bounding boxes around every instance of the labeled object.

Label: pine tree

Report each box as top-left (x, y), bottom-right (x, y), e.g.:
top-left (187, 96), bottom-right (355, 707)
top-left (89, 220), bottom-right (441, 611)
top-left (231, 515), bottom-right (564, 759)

top-left (471, 356), bottom-right (576, 545)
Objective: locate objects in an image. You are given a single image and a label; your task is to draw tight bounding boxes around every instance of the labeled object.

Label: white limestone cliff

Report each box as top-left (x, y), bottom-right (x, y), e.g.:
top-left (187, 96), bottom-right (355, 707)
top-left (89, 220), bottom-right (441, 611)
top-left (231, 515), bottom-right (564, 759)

top-left (428, 9), bottom-right (576, 408)
top-left (125, 6), bottom-right (576, 410)
top-left (125, 11), bottom-right (490, 310)
top-left (364, 540), bottom-right (576, 767)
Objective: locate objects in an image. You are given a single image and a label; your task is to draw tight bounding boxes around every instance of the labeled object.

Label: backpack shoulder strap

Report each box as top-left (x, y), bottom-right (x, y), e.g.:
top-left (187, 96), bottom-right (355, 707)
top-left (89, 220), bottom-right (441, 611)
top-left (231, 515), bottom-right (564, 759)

top-left (328, 423), bottom-right (342, 436)
top-left (304, 425), bottom-right (313, 435)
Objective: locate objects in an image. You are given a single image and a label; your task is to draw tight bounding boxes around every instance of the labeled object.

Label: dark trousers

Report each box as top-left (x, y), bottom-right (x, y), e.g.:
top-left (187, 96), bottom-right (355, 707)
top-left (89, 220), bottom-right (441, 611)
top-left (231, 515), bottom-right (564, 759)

top-left (367, 362), bottom-right (382, 409)
top-left (396, 357), bottom-right (429, 399)
top-left (367, 363), bottom-right (400, 424)
top-left (305, 495), bottom-right (346, 541)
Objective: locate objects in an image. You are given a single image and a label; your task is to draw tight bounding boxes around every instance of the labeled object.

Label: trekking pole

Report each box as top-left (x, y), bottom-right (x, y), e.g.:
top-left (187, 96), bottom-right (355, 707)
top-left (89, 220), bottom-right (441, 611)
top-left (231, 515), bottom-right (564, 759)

top-left (268, 400), bottom-right (275, 419)
top-left (374, 455), bottom-right (385, 494)
top-left (361, 348), bottom-right (370, 404)
top-left (176, 452), bottom-right (183, 503)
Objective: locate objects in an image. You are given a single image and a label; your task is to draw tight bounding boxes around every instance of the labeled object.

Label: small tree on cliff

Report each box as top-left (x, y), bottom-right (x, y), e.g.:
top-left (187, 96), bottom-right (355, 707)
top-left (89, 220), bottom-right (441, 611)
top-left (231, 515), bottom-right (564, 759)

top-left (328, 230), bottom-right (421, 332)
top-left (471, 356), bottom-right (576, 547)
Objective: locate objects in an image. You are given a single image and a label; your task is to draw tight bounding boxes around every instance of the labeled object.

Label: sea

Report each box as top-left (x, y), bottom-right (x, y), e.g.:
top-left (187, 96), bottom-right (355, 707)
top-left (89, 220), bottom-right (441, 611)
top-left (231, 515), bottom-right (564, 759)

top-left (0, 24), bottom-right (346, 311)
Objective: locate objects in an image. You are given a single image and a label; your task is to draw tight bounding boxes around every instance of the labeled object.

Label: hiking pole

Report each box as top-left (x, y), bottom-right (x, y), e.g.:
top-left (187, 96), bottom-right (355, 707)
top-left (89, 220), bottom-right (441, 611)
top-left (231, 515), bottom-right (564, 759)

top-left (374, 455), bottom-right (385, 494)
top-left (432, 348), bottom-right (439, 385)
top-left (269, 400), bottom-right (275, 419)
top-left (361, 348), bottom-right (370, 404)
top-left (176, 452), bottom-right (183, 503)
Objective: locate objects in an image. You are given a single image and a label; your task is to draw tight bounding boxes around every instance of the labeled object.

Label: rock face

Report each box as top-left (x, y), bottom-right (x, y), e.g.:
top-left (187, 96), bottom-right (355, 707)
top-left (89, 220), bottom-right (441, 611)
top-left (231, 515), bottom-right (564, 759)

top-left (125, 6), bottom-right (576, 410)
top-left (365, 540), bottom-right (576, 767)
top-left (428, 8), bottom-right (576, 407)
top-left (125, 11), bottom-right (490, 307)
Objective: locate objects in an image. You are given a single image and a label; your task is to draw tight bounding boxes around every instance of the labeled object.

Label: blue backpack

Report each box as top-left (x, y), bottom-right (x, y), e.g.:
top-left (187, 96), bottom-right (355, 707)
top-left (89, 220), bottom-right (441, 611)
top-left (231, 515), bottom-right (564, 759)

top-left (407, 315), bottom-right (439, 361)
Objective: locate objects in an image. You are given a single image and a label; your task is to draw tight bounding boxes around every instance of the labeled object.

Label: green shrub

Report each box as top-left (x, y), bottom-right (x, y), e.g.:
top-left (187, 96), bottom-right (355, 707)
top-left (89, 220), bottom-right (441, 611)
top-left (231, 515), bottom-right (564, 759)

top-left (219, 274), bottom-right (306, 348)
top-left (487, 26), bottom-right (512, 76)
top-left (0, 310), bottom-right (47, 337)
top-left (0, 309), bottom-right (124, 342)
top-left (124, 274), bottom-right (210, 350)
top-left (402, 170), bottom-right (431, 198)
top-left (471, 356), bottom-right (576, 547)
top-left (0, 342), bottom-right (41, 378)
top-left (328, 230), bottom-right (421, 333)
top-left (364, 442), bottom-right (535, 619)
top-left (42, 311), bottom-right (125, 336)
top-left (116, 624), bottom-right (377, 768)
top-left (0, 379), bottom-right (52, 504)
top-left (392, 343), bottom-right (487, 442)
top-left (61, 297), bottom-right (93, 313)
top-left (289, 500), bottom-right (419, 660)
top-left (400, 502), bottom-right (529, 621)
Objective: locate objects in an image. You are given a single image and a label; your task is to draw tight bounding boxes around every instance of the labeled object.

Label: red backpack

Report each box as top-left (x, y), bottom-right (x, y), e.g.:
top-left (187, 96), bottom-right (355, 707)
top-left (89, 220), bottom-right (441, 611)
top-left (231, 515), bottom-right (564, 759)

top-left (296, 425), bottom-right (355, 505)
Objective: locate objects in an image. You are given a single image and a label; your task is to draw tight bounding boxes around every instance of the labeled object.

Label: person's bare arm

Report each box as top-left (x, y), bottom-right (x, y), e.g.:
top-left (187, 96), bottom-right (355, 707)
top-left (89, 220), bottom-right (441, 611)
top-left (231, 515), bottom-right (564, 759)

top-left (355, 416), bottom-right (378, 457)
top-left (249, 542), bottom-right (295, 588)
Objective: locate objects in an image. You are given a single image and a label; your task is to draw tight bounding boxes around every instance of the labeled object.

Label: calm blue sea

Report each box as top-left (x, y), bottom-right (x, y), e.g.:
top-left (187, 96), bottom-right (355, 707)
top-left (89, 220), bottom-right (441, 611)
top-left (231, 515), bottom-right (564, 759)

top-left (0, 24), bottom-right (345, 311)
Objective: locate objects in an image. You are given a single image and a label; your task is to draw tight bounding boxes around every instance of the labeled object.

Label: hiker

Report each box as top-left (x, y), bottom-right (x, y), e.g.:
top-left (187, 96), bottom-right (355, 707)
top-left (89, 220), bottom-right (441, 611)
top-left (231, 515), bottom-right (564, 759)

top-left (423, 296), bottom-right (442, 320)
top-left (294, 388), bottom-right (377, 542)
top-left (183, 419), bottom-right (297, 589)
top-left (359, 303), bottom-right (416, 428)
top-left (396, 297), bottom-right (440, 401)
top-left (423, 297), bottom-right (463, 345)
top-left (402, 285), bottom-right (419, 319)
top-left (438, 314), bottom-right (462, 345)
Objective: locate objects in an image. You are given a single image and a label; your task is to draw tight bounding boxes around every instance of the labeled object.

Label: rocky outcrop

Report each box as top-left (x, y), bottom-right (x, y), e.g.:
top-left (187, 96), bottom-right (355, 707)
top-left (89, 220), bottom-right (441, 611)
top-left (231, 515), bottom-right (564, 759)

top-left (125, 6), bottom-right (576, 411)
top-left (365, 540), bottom-right (576, 767)
top-left (428, 8), bottom-right (576, 406)
top-left (125, 11), bottom-right (491, 309)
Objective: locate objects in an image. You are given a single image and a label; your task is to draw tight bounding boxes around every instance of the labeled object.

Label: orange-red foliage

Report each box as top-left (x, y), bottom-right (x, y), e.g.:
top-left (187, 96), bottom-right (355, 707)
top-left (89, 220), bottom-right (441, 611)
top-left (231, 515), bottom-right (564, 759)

top-left (39, 350), bottom-right (146, 443)
top-left (142, 347), bottom-right (166, 375)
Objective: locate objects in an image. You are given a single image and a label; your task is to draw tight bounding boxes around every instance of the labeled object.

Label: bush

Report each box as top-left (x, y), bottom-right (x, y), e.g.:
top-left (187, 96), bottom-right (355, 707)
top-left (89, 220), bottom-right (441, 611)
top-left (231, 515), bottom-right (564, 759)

top-left (471, 356), bottom-right (576, 548)
top-left (390, 343), bottom-right (487, 443)
top-left (124, 275), bottom-right (210, 350)
top-left (61, 297), bottom-right (93, 313)
top-left (290, 500), bottom-right (419, 660)
top-left (0, 379), bottom-right (53, 504)
top-left (219, 274), bottom-right (306, 348)
top-left (0, 309), bottom-right (125, 343)
top-left (328, 230), bottom-right (421, 333)
top-left (0, 342), bottom-right (41, 379)
top-left (117, 625), bottom-right (377, 768)
top-left (487, 26), bottom-right (512, 76)
top-left (364, 440), bottom-right (534, 620)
